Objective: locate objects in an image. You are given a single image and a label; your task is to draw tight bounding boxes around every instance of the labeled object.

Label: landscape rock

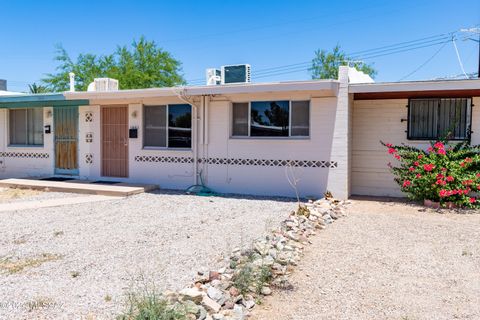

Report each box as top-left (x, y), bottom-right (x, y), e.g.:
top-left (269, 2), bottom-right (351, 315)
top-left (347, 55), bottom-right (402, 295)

top-left (207, 286), bottom-right (225, 305)
top-left (145, 196), bottom-right (346, 320)
top-left (260, 286), bottom-right (272, 295)
top-left (180, 288), bottom-right (204, 303)
top-left (202, 296), bottom-right (222, 313)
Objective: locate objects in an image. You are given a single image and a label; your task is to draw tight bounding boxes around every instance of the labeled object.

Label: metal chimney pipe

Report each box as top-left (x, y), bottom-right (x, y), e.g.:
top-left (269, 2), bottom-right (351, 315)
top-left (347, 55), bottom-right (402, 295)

top-left (69, 72), bottom-right (75, 92)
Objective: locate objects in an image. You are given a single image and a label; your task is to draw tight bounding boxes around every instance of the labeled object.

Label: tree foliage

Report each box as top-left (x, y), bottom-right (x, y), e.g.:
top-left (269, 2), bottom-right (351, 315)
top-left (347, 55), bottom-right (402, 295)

top-left (309, 45), bottom-right (377, 80)
top-left (42, 37), bottom-right (185, 92)
top-left (28, 83), bottom-right (50, 94)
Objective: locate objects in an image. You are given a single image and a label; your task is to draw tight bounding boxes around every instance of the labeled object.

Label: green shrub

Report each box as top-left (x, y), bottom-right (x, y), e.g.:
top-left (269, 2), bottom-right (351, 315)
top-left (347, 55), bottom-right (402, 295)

top-left (118, 288), bottom-right (187, 320)
top-left (381, 140), bottom-right (480, 208)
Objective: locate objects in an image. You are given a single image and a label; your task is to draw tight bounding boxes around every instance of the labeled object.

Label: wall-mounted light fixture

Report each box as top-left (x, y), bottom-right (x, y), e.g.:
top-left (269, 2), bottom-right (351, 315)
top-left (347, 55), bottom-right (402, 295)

top-left (131, 111), bottom-right (138, 118)
top-left (46, 110), bottom-right (53, 118)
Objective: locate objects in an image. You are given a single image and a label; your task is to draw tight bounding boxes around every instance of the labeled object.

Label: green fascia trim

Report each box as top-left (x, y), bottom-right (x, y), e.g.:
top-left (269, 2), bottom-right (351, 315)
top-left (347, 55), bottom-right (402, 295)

top-left (0, 93), bottom-right (89, 108)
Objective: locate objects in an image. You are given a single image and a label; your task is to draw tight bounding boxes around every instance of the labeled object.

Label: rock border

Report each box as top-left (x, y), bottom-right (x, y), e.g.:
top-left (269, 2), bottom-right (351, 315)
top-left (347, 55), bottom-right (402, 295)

top-left (147, 197), bottom-right (347, 320)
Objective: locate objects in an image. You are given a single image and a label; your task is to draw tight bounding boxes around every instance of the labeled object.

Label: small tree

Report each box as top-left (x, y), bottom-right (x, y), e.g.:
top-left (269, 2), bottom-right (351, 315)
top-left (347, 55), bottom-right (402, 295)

top-left (43, 37), bottom-right (185, 92)
top-left (309, 45), bottom-right (376, 80)
top-left (28, 83), bottom-right (50, 94)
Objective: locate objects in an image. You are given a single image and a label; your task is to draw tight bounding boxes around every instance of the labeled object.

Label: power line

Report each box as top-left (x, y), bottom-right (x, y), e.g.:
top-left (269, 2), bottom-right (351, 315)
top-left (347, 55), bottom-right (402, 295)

top-left (398, 41), bottom-right (450, 81)
top-left (187, 30), bottom-right (462, 84)
top-left (251, 38), bottom-right (455, 80)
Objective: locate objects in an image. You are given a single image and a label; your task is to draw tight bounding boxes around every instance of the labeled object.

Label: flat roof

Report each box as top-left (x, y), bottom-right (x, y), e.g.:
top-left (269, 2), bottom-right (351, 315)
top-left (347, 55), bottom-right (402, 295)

top-left (64, 79), bottom-right (340, 100)
top-left (351, 78), bottom-right (480, 99)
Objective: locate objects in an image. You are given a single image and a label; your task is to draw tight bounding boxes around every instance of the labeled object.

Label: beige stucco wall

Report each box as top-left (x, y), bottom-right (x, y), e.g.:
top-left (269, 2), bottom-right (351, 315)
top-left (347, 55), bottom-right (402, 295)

top-left (203, 94), bottom-right (337, 197)
top-left (75, 91), bottom-right (340, 198)
top-left (351, 97), bottom-right (480, 197)
top-left (0, 107), bottom-right (54, 178)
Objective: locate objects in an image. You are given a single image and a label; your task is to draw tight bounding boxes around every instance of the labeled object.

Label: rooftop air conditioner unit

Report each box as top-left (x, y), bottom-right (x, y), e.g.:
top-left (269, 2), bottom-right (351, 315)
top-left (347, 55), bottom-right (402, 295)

top-left (88, 78), bottom-right (119, 92)
top-left (221, 64), bottom-right (251, 84)
top-left (206, 68), bottom-right (221, 86)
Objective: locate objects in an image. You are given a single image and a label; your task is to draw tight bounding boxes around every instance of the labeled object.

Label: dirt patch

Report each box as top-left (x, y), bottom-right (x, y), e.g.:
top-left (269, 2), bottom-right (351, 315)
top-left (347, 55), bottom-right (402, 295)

top-left (0, 253), bottom-right (62, 274)
top-left (0, 188), bottom-right (41, 203)
top-left (254, 199), bottom-right (480, 320)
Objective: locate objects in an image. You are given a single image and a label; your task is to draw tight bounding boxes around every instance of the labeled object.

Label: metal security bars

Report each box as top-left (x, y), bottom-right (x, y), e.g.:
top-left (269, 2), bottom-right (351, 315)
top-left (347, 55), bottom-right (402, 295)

top-left (407, 98), bottom-right (472, 140)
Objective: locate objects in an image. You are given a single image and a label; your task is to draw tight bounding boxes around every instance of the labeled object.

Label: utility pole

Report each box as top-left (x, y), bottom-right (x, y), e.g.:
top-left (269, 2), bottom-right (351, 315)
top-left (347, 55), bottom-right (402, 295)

top-left (460, 28), bottom-right (480, 78)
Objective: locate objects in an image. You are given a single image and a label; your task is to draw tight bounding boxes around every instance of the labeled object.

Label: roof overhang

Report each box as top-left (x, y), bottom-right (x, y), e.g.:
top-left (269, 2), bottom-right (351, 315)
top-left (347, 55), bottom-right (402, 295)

top-left (64, 80), bottom-right (340, 102)
top-left (0, 93), bottom-right (89, 108)
top-left (350, 79), bottom-right (480, 100)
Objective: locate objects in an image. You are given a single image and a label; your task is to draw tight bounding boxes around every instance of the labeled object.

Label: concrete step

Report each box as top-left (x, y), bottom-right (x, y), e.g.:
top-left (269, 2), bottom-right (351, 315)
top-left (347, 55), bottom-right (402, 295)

top-left (0, 178), bottom-right (158, 197)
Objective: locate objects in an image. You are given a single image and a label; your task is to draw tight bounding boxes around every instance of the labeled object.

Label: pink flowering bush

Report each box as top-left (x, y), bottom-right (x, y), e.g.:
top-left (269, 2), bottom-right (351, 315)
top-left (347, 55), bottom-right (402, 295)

top-left (382, 140), bottom-right (480, 208)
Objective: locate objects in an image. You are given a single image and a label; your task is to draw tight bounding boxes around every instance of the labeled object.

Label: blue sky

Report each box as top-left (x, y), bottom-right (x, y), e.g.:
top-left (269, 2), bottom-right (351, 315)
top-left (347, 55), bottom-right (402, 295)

top-left (1, 0), bottom-right (479, 92)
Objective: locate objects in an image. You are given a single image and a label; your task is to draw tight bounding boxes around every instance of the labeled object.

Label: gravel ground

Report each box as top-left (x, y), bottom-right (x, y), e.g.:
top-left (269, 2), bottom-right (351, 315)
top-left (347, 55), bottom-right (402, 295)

top-left (0, 188), bottom-right (81, 204)
top-left (254, 198), bottom-right (480, 320)
top-left (0, 190), bottom-right (296, 319)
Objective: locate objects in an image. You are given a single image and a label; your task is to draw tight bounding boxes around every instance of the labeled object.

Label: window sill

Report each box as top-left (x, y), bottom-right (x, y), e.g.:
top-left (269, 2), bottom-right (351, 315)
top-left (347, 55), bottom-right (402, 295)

top-left (142, 146), bottom-right (192, 151)
top-left (406, 138), bottom-right (469, 142)
top-left (7, 145), bottom-right (45, 148)
top-left (229, 136), bottom-right (310, 141)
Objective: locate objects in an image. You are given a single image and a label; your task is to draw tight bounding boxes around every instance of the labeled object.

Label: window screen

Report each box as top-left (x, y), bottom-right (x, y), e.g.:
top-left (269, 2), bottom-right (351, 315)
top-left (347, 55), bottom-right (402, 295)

top-left (408, 98), bottom-right (471, 140)
top-left (291, 101), bottom-right (310, 136)
top-left (9, 108), bottom-right (43, 146)
top-left (144, 105), bottom-right (167, 147)
top-left (232, 103), bottom-right (249, 136)
top-left (168, 104), bottom-right (192, 148)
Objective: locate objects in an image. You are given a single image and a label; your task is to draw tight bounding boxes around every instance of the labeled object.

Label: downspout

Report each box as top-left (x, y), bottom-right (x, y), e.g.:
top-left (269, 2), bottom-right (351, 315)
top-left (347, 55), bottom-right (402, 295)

top-left (171, 87), bottom-right (200, 185)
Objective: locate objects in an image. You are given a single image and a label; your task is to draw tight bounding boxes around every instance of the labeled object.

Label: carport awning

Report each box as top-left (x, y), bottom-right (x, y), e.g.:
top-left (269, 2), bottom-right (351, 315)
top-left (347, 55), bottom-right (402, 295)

top-left (0, 93), bottom-right (88, 108)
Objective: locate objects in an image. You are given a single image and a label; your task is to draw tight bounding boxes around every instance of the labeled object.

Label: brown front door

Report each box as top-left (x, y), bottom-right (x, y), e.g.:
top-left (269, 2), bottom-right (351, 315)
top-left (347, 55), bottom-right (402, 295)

top-left (101, 106), bottom-right (128, 177)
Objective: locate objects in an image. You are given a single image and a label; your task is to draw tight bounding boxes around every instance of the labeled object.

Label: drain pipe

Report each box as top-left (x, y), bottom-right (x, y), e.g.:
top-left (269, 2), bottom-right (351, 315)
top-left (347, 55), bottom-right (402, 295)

top-left (171, 87), bottom-right (200, 185)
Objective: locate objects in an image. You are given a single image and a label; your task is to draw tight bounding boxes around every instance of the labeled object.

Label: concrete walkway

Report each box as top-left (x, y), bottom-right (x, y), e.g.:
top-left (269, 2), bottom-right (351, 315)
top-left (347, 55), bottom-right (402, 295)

top-left (0, 178), bottom-right (157, 196)
top-left (0, 195), bottom-right (120, 212)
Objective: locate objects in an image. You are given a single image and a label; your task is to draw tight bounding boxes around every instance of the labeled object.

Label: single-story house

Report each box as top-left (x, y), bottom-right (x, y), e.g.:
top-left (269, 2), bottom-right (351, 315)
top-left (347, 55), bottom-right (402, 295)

top-left (0, 66), bottom-right (478, 199)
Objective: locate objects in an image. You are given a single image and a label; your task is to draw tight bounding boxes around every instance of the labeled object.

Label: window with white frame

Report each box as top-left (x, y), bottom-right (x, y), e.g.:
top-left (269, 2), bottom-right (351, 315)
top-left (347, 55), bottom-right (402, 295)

top-left (408, 98), bottom-right (472, 140)
top-left (232, 100), bottom-right (310, 137)
top-left (143, 104), bottom-right (192, 148)
top-left (9, 108), bottom-right (44, 146)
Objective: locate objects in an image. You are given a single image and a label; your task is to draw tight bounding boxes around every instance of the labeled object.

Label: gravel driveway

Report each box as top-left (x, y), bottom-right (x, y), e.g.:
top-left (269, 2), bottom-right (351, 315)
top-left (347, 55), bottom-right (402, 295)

top-left (254, 198), bottom-right (480, 320)
top-left (0, 190), bottom-right (296, 319)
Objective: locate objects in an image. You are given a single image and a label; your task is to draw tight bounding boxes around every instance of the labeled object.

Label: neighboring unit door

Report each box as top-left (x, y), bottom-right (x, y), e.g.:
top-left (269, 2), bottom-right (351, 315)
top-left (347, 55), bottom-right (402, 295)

top-left (54, 106), bottom-right (79, 175)
top-left (101, 105), bottom-right (128, 177)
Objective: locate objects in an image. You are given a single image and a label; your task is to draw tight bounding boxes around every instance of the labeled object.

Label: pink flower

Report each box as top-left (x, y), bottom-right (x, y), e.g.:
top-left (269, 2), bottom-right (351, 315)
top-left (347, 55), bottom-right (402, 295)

top-left (418, 154), bottom-right (423, 159)
top-left (439, 189), bottom-right (448, 197)
top-left (437, 149), bottom-right (446, 155)
top-left (427, 147), bottom-right (434, 153)
top-left (416, 174), bottom-right (422, 178)
top-left (446, 176), bottom-right (454, 182)
top-left (394, 154), bottom-right (401, 160)
top-left (414, 161), bottom-right (420, 166)
top-left (388, 148), bottom-right (397, 154)
top-left (423, 164), bottom-right (435, 172)
top-left (409, 167), bottom-right (415, 172)
top-left (403, 180), bottom-right (412, 188)
top-left (436, 174), bottom-right (444, 179)
top-left (470, 197), bottom-right (476, 204)
top-left (476, 173), bottom-right (480, 178)
top-left (386, 143), bottom-right (393, 147)
top-left (434, 142), bottom-right (445, 149)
